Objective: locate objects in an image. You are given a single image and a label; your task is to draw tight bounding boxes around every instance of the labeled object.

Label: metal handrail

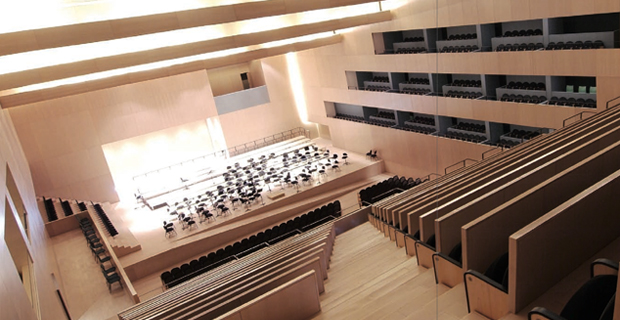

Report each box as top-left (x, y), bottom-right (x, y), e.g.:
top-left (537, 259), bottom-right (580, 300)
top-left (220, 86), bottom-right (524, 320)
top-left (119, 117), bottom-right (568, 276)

top-left (606, 95), bottom-right (620, 109)
top-left (562, 111), bottom-right (597, 127)
top-left (444, 158), bottom-right (478, 175)
top-left (133, 127), bottom-right (309, 180)
top-left (424, 173), bottom-right (442, 181)
top-left (482, 146), bottom-right (503, 160)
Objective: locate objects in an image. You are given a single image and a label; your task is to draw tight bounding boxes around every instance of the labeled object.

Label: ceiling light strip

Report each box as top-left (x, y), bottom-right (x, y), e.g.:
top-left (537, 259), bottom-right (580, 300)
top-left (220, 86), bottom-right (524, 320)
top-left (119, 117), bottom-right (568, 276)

top-left (0, 0), bottom-right (382, 56)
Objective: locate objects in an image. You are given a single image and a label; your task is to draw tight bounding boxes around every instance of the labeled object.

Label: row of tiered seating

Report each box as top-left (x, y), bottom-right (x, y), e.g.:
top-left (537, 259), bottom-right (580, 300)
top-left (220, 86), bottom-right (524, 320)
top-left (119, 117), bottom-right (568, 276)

top-left (444, 90), bottom-right (483, 99)
top-left (359, 176), bottom-right (423, 206)
top-left (77, 215), bottom-right (122, 293)
top-left (160, 201), bottom-right (342, 289)
top-left (496, 43), bottom-right (544, 51)
top-left (449, 79), bottom-right (481, 87)
top-left (365, 85), bottom-right (391, 92)
top-left (506, 81), bottom-right (545, 90)
top-left (446, 131), bottom-right (486, 143)
top-left (401, 87), bottom-right (430, 95)
top-left (403, 36), bottom-right (424, 42)
top-left (399, 123), bottom-right (435, 134)
top-left (371, 76), bottom-right (389, 82)
top-left (547, 40), bottom-right (605, 50)
top-left (411, 116), bottom-right (435, 126)
top-left (374, 111), bottom-right (395, 119)
top-left (502, 29), bottom-right (543, 37)
top-left (395, 47), bottom-right (427, 54)
top-left (496, 138), bottom-right (519, 149)
top-left (452, 122), bottom-right (485, 133)
top-left (334, 113), bottom-right (364, 122)
top-left (120, 219), bottom-right (337, 320)
top-left (447, 33), bottom-right (477, 40)
top-left (93, 204), bottom-right (118, 237)
top-left (403, 77), bottom-right (430, 85)
top-left (43, 197), bottom-right (58, 222)
top-left (366, 118), bottom-right (395, 127)
top-left (500, 94), bottom-right (547, 104)
top-left (504, 129), bottom-right (540, 140)
top-left (440, 45), bottom-right (479, 53)
top-left (549, 97), bottom-right (597, 108)
top-left (367, 104), bottom-right (620, 319)
top-left (60, 199), bottom-right (73, 216)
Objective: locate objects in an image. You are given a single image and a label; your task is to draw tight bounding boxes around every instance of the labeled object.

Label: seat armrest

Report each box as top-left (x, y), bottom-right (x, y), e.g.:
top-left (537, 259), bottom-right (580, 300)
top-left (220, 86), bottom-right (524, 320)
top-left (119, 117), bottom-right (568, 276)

top-left (591, 258), bottom-right (619, 277)
top-left (528, 307), bottom-right (566, 320)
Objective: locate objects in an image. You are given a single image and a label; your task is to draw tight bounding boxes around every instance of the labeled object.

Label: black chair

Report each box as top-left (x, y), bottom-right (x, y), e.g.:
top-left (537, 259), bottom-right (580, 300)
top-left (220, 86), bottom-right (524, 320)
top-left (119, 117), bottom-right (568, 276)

top-left (370, 151), bottom-right (378, 161)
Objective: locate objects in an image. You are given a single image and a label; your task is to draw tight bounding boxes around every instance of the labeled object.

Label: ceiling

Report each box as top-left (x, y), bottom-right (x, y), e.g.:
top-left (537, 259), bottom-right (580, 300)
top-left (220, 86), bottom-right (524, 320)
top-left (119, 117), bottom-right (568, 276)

top-left (0, 0), bottom-right (394, 107)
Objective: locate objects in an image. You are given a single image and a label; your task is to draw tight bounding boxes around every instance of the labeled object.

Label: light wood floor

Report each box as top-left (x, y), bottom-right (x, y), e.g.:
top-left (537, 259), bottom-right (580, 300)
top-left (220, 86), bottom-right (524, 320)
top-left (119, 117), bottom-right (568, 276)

top-left (312, 222), bottom-right (469, 320)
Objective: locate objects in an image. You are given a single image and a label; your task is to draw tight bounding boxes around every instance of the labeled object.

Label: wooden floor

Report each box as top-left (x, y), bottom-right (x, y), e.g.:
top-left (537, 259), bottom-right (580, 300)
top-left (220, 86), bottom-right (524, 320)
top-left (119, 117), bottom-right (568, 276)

top-left (312, 222), bottom-right (469, 320)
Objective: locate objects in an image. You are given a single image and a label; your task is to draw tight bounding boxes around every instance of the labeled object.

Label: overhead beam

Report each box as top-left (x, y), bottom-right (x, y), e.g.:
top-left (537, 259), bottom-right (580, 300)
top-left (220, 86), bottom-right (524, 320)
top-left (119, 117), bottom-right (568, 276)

top-left (0, 35), bottom-right (343, 108)
top-left (0, 0), bottom-right (382, 56)
top-left (0, 11), bottom-right (392, 92)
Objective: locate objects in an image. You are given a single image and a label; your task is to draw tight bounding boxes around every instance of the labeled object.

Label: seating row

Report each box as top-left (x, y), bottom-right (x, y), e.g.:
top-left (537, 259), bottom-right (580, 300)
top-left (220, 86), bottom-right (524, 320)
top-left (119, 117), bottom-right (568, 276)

top-left (500, 94), bottom-right (547, 104)
top-left (549, 97), bottom-right (596, 108)
top-left (506, 81), bottom-right (545, 91)
top-left (504, 129), bottom-right (540, 140)
top-left (496, 43), bottom-right (544, 51)
top-left (446, 131), bottom-right (486, 143)
top-left (365, 85), bottom-right (391, 92)
top-left (403, 78), bottom-right (430, 85)
top-left (444, 90), bottom-right (483, 99)
top-left (367, 104), bottom-right (620, 319)
top-left (447, 33), bottom-right (477, 40)
top-left (160, 201), bottom-right (341, 289)
top-left (448, 79), bottom-right (481, 88)
top-left (402, 36), bottom-right (424, 42)
top-left (496, 138), bottom-right (520, 149)
top-left (119, 215), bottom-right (338, 320)
top-left (440, 45), bottom-right (479, 53)
top-left (452, 122), bottom-right (485, 133)
top-left (93, 204), bottom-right (118, 237)
top-left (374, 111), bottom-right (396, 120)
top-left (77, 215), bottom-right (123, 293)
top-left (502, 29), bottom-right (543, 37)
top-left (367, 118), bottom-right (396, 128)
top-left (395, 47), bottom-right (427, 54)
top-left (371, 76), bottom-right (389, 83)
top-left (547, 40), bottom-right (605, 50)
top-left (399, 124), bottom-right (435, 134)
top-left (401, 88), bottom-right (430, 95)
top-left (43, 197), bottom-right (58, 222)
top-left (410, 116), bottom-right (435, 126)
top-left (359, 176), bottom-right (423, 206)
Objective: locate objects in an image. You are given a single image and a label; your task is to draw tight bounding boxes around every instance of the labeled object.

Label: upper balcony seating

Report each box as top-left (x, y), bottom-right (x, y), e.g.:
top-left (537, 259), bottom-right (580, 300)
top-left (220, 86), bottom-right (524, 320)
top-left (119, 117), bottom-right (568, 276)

top-left (43, 197), bottom-right (58, 222)
top-left (496, 43), bottom-right (544, 51)
top-left (365, 85), bottom-right (391, 92)
top-left (396, 47), bottom-right (427, 54)
top-left (502, 29), bottom-right (543, 37)
top-left (447, 33), bottom-right (477, 40)
top-left (93, 203), bottom-right (119, 237)
top-left (445, 91), bottom-right (483, 99)
top-left (452, 122), bottom-right (485, 133)
top-left (371, 76), bottom-right (389, 83)
top-left (375, 111), bottom-right (396, 120)
top-left (403, 36), bottom-right (424, 42)
top-left (500, 94), bottom-right (547, 104)
top-left (449, 79), bottom-right (481, 87)
top-left (399, 123), bottom-right (435, 134)
top-left (548, 97), bottom-right (596, 108)
top-left (546, 40), bottom-right (605, 50)
top-left (440, 45), bottom-right (479, 53)
top-left (334, 113), bottom-right (364, 122)
top-left (401, 88), bottom-right (431, 95)
top-left (412, 116), bottom-right (435, 126)
top-left (504, 129), bottom-right (540, 140)
top-left (506, 81), bottom-right (546, 90)
top-left (404, 78), bottom-right (430, 85)
top-left (446, 131), bottom-right (486, 143)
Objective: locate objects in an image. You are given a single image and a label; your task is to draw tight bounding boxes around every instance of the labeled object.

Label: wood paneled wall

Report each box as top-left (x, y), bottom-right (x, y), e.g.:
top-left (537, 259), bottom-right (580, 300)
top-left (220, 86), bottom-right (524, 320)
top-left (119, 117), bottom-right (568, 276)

top-left (297, 0), bottom-right (620, 179)
top-left (0, 107), bottom-right (66, 320)
top-left (8, 70), bottom-right (218, 202)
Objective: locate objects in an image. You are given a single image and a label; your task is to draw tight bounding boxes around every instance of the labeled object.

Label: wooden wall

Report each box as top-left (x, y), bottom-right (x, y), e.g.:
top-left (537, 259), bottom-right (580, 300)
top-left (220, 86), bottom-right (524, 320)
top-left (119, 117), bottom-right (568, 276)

top-left (297, 0), bottom-right (620, 178)
top-left (0, 107), bottom-right (66, 320)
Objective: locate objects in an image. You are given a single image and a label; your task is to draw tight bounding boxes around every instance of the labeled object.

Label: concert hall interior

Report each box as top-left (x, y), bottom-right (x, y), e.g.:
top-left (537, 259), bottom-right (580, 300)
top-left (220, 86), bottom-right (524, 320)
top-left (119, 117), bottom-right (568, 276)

top-left (2, 1), bottom-right (620, 320)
